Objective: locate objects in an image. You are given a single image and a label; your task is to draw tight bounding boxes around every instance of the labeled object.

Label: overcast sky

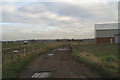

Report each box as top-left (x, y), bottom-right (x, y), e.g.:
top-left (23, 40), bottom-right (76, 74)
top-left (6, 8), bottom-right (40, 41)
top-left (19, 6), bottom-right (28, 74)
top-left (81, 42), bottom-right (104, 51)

top-left (1, 0), bottom-right (119, 41)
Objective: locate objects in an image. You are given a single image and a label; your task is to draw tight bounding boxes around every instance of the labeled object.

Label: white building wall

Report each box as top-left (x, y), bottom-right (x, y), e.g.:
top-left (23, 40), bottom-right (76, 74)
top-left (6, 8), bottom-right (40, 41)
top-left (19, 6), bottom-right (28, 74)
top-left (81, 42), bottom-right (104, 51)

top-left (95, 23), bottom-right (119, 30)
top-left (95, 29), bottom-right (119, 38)
top-left (95, 23), bottom-right (120, 43)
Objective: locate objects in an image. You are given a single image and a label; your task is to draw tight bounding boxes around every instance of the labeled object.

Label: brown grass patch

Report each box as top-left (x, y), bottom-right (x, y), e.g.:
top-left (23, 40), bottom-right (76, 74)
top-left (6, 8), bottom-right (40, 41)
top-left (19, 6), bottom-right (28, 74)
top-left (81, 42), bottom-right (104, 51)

top-left (79, 51), bottom-right (101, 63)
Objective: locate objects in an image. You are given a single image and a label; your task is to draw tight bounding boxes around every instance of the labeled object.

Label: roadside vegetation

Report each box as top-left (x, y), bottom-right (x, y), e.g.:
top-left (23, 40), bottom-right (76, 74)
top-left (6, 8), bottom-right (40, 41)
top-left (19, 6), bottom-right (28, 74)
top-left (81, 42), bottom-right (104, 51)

top-left (71, 41), bottom-right (119, 78)
top-left (2, 41), bottom-right (69, 78)
top-left (3, 41), bottom-right (119, 78)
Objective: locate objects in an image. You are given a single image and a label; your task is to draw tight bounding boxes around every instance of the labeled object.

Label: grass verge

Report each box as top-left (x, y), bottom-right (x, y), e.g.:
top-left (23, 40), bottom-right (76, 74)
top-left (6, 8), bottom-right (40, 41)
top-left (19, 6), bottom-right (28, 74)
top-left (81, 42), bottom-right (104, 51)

top-left (3, 42), bottom-right (67, 78)
top-left (71, 42), bottom-right (119, 78)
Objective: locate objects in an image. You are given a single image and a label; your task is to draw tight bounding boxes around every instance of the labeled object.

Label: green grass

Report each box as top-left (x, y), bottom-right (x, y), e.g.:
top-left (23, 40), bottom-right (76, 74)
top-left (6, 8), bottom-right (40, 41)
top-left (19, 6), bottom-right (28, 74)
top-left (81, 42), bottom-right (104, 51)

top-left (3, 52), bottom-right (41, 78)
top-left (2, 42), bottom-right (23, 49)
top-left (3, 48), bottom-right (53, 78)
top-left (78, 44), bottom-right (118, 57)
top-left (71, 42), bottom-right (119, 78)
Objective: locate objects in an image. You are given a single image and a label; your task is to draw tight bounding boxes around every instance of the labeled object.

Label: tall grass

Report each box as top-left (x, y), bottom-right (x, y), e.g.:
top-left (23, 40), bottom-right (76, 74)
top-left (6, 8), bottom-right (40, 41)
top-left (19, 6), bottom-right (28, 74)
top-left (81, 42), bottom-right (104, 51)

top-left (3, 41), bottom-right (68, 78)
top-left (71, 42), bottom-right (119, 78)
top-left (3, 42), bottom-right (67, 67)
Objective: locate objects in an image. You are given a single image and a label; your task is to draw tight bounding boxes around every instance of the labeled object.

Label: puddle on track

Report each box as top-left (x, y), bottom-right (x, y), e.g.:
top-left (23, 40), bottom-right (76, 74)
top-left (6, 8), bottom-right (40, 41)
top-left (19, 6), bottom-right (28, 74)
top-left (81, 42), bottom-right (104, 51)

top-left (57, 48), bottom-right (70, 51)
top-left (32, 71), bottom-right (52, 78)
top-left (48, 53), bottom-right (54, 56)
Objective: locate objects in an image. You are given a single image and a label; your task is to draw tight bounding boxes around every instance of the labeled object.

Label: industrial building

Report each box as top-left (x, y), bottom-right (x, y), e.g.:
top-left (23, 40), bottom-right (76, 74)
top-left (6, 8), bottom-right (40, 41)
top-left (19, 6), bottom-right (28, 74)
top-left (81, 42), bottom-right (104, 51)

top-left (95, 23), bottom-right (120, 44)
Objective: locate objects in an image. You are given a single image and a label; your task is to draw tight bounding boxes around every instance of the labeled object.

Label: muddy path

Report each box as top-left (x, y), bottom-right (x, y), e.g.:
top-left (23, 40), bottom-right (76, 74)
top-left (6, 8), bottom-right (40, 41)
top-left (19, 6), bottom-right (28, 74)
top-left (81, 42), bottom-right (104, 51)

top-left (20, 46), bottom-right (101, 78)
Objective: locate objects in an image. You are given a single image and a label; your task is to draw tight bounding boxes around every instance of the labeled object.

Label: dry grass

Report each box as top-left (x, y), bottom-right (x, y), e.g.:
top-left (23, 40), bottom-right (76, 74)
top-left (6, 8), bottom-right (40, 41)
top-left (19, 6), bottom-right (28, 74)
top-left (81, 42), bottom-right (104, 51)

top-left (3, 42), bottom-right (67, 67)
top-left (79, 51), bottom-right (101, 63)
top-left (71, 41), bottom-right (119, 77)
top-left (3, 41), bottom-right (69, 78)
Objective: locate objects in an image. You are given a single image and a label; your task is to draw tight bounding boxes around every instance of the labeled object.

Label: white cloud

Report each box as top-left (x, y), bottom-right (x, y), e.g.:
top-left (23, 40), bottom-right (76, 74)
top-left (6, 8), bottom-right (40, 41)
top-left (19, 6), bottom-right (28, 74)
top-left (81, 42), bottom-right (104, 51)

top-left (1, 2), bottom-right (118, 41)
top-left (2, 0), bottom-right (120, 2)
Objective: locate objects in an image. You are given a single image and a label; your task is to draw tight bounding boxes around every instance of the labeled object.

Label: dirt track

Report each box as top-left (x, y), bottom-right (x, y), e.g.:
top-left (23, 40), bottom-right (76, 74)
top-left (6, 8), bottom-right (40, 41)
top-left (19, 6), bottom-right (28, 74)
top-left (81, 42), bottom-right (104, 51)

top-left (20, 46), bottom-right (101, 78)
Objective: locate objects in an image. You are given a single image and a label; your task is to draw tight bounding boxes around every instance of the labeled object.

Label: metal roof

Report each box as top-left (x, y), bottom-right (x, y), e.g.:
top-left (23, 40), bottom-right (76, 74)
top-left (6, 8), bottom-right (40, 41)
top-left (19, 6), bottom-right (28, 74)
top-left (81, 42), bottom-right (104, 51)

top-left (95, 23), bottom-right (120, 30)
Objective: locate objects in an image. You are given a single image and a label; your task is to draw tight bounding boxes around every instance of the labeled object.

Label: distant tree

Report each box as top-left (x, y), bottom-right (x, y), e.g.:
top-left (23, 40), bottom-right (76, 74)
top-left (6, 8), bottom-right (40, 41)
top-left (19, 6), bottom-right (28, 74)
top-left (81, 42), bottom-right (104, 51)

top-left (56, 39), bottom-right (60, 41)
top-left (72, 39), bottom-right (74, 41)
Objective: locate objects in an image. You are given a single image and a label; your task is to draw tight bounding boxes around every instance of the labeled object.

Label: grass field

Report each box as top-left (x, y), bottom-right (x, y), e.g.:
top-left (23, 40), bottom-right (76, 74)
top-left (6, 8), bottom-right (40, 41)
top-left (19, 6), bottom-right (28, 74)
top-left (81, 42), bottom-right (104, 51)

top-left (2, 41), bottom-right (119, 78)
top-left (2, 41), bottom-right (69, 78)
top-left (71, 41), bottom-right (119, 78)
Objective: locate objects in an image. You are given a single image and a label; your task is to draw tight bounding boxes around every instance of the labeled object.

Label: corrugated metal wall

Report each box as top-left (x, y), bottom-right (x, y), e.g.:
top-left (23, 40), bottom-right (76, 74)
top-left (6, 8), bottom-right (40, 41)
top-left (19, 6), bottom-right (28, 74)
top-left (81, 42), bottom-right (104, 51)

top-left (95, 29), bottom-right (119, 38)
top-left (95, 23), bottom-right (120, 43)
top-left (115, 35), bottom-right (120, 43)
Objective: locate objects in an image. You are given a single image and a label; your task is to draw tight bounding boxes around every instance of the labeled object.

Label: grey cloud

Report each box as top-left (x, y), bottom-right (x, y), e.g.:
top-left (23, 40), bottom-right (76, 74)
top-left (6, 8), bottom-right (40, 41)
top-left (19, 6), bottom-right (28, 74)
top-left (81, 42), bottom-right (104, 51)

top-left (1, 2), bottom-right (118, 41)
